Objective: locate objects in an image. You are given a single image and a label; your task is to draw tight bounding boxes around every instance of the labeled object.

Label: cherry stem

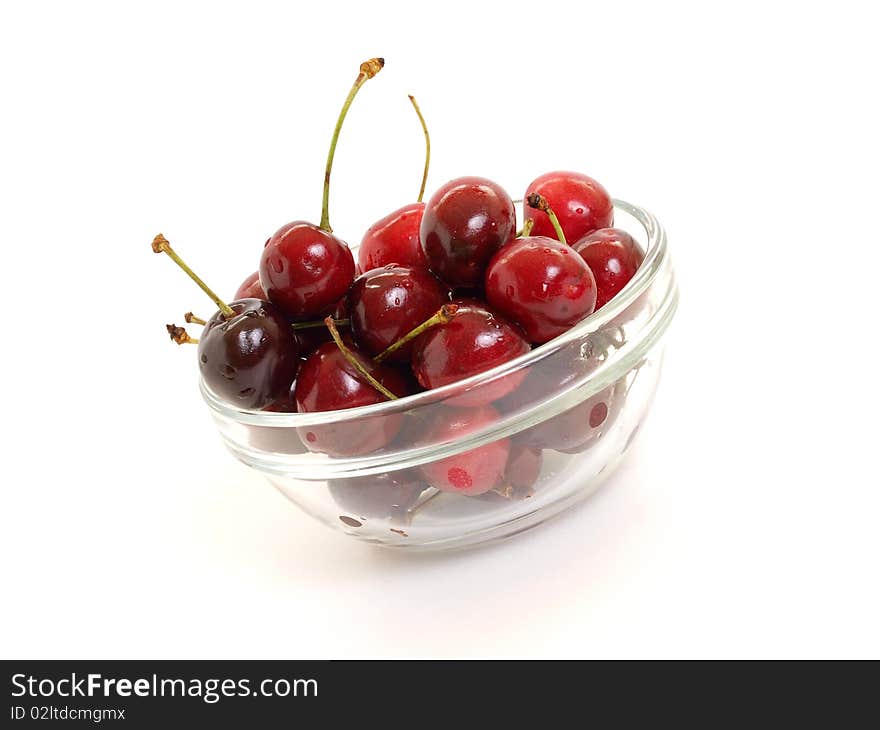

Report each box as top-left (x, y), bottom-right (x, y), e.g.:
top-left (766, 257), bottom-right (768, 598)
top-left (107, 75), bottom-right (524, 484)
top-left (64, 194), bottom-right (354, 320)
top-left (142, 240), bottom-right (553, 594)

top-left (408, 95), bottom-right (430, 203)
top-left (151, 234), bottom-right (235, 318)
top-left (324, 316), bottom-right (398, 401)
top-left (493, 483), bottom-right (515, 499)
top-left (166, 323), bottom-right (199, 345)
top-left (320, 57), bottom-right (385, 233)
top-left (291, 317), bottom-right (350, 331)
top-left (373, 303), bottom-right (460, 364)
top-left (520, 218), bottom-right (535, 238)
top-left (526, 193), bottom-right (567, 245)
top-left (185, 312), bottom-right (206, 326)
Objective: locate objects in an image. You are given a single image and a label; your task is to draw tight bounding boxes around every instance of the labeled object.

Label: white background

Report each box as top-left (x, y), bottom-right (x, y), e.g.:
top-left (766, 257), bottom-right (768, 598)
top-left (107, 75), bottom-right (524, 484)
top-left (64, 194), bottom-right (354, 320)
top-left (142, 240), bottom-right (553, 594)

top-left (2, 1), bottom-right (878, 658)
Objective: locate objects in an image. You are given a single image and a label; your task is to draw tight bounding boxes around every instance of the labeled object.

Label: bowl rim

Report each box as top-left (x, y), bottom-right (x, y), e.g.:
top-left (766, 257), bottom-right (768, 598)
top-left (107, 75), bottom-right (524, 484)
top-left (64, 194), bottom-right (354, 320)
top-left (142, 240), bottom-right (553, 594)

top-left (200, 198), bottom-right (674, 428)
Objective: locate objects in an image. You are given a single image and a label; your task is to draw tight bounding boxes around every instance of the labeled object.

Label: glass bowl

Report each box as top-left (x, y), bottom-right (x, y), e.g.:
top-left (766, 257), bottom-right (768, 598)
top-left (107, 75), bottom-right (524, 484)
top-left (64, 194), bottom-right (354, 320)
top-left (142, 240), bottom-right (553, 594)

top-left (201, 200), bottom-right (678, 551)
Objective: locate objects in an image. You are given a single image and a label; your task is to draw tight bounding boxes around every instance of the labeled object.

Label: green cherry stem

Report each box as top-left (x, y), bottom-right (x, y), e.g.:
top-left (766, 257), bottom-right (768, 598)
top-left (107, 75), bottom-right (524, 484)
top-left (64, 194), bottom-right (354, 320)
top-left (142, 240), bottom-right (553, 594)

top-left (408, 94), bottom-right (430, 203)
top-left (291, 318), bottom-right (350, 331)
top-left (324, 317), bottom-right (398, 401)
top-left (373, 303), bottom-right (460, 364)
top-left (184, 312), bottom-right (207, 326)
top-left (151, 234), bottom-right (235, 319)
top-left (526, 193), bottom-right (567, 245)
top-left (519, 218), bottom-right (535, 238)
top-left (319, 57), bottom-right (385, 233)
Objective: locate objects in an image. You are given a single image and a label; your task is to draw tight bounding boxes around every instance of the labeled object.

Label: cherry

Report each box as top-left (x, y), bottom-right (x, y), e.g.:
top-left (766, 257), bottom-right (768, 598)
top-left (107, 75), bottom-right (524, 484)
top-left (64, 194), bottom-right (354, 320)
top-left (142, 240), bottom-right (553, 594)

top-left (523, 171), bottom-right (613, 243)
top-left (152, 234), bottom-right (300, 410)
top-left (357, 96), bottom-right (432, 272)
top-left (420, 176), bottom-right (516, 288)
top-left (573, 228), bottom-right (644, 310)
top-left (359, 202), bottom-right (427, 272)
top-left (330, 469), bottom-right (427, 523)
top-left (348, 265), bottom-right (450, 361)
top-left (418, 406), bottom-right (509, 496)
top-left (411, 300), bottom-right (530, 407)
top-left (502, 444), bottom-right (543, 495)
top-left (262, 390), bottom-right (298, 414)
top-left (235, 270), bottom-right (265, 300)
top-left (543, 385), bottom-right (622, 453)
top-left (198, 299), bottom-right (302, 410)
top-left (260, 59), bottom-right (385, 321)
top-left (507, 360), bottom-right (622, 453)
top-left (260, 221), bottom-right (356, 320)
top-left (485, 236), bottom-right (597, 344)
top-left (294, 320), bottom-right (411, 456)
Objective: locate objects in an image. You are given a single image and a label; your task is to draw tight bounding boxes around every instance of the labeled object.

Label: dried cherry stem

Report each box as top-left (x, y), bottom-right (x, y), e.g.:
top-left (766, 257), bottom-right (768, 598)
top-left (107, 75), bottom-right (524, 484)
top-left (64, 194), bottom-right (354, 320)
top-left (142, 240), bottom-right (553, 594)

top-left (151, 234), bottom-right (235, 319)
top-left (324, 317), bottom-right (398, 401)
top-left (320, 57), bottom-right (385, 233)
top-left (408, 95), bottom-right (430, 203)
top-left (185, 312), bottom-right (206, 326)
top-left (373, 303), bottom-right (460, 364)
top-left (291, 318), bottom-right (349, 331)
top-left (526, 193), bottom-right (567, 244)
top-left (166, 324), bottom-right (199, 345)
top-left (492, 483), bottom-right (533, 500)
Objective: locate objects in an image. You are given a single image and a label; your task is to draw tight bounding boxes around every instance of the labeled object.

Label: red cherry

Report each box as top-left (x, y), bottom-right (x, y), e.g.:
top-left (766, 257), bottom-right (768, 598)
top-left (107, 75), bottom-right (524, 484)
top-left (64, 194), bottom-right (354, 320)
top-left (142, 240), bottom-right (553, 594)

top-left (294, 340), bottom-right (411, 456)
top-left (523, 171), bottom-right (613, 243)
top-left (235, 270), bottom-right (265, 300)
top-left (484, 236), bottom-right (597, 344)
top-left (258, 59), bottom-right (383, 322)
top-left (358, 202), bottom-right (427, 271)
top-left (348, 265), bottom-right (450, 361)
top-left (418, 406), bottom-right (510, 496)
top-left (356, 95), bottom-right (433, 273)
top-left (420, 176), bottom-right (516, 288)
top-left (411, 300), bottom-right (530, 407)
top-left (259, 221), bottom-right (356, 321)
top-left (573, 228), bottom-right (644, 310)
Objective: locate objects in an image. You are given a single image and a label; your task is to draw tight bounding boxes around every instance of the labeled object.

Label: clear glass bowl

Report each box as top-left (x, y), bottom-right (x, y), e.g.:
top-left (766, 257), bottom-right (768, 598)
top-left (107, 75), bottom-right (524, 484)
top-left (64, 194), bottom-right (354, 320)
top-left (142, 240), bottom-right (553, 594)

top-left (201, 200), bottom-right (678, 551)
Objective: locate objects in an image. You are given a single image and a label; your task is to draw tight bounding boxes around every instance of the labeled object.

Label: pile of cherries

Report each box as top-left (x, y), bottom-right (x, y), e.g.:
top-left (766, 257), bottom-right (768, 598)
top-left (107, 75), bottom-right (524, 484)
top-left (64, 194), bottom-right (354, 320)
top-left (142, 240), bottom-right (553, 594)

top-left (156, 58), bottom-right (643, 502)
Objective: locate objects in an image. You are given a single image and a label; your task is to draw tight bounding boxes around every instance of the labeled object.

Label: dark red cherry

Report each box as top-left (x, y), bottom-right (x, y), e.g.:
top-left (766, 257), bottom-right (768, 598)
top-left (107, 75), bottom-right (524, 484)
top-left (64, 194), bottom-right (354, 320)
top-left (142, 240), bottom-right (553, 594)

top-left (358, 203), bottom-right (427, 272)
top-left (348, 265), bottom-right (449, 361)
top-left (504, 444), bottom-right (543, 493)
top-left (411, 300), bottom-right (530, 407)
top-left (573, 228), bottom-right (644, 310)
top-left (330, 469), bottom-right (427, 522)
top-left (259, 221), bottom-right (356, 321)
top-left (198, 299), bottom-right (301, 410)
top-left (262, 384), bottom-right (298, 413)
top-left (523, 171), bottom-right (613, 243)
top-left (294, 340), bottom-right (410, 456)
top-left (485, 236), bottom-right (597, 344)
top-left (418, 406), bottom-right (510, 496)
top-left (420, 176), bottom-right (516, 288)
top-left (235, 271), bottom-right (265, 300)
top-left (511, 371), bottom-right (622, 453)
top-left (545, 386), bottom-right (621, 454)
